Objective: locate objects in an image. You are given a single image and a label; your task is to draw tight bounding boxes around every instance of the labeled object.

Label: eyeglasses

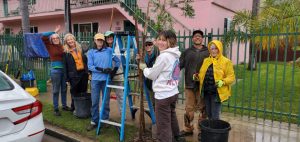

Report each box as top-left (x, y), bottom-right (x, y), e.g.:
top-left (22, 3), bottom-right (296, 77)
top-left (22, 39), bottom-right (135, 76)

top-left (145, 44), bottom-right (153, 46)
top-left (52, 37), bottom-right (60, 40)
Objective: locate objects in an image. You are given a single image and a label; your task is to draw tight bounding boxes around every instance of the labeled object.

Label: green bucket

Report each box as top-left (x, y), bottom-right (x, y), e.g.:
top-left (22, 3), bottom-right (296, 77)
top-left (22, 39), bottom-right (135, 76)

top-left (37, 80), bottom-right (47, 93)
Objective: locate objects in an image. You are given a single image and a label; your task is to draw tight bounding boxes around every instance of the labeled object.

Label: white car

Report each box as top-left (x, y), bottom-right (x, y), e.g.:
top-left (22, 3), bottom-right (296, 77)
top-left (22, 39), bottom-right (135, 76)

top-left (0, 71), bottom-right (45, 142)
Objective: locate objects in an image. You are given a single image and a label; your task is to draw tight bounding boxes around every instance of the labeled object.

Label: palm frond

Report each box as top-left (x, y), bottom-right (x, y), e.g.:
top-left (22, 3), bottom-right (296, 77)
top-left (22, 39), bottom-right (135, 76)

top-left (227, 0), bottom-right (300, 50)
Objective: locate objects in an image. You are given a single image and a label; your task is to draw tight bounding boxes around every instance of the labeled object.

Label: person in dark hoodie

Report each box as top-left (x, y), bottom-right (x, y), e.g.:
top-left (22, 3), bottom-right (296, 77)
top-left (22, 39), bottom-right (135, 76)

top-left (136, 38), bottom-right (160, 108)
top-left (179, 30), bottom-right (209, 137)
top-left (143, 38), bottom-right (160, 94)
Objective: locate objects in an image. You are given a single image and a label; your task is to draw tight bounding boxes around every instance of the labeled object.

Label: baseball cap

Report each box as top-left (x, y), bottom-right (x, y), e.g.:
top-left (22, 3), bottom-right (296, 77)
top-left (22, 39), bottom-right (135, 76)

top-left (192, 30), bottom-right (203, 37)
top-left (94, 33), bottom-right (105, 40)
top-left (145, 38), bottom-right (153, 43)
top-left (104, 31), bottom-right (114, 37)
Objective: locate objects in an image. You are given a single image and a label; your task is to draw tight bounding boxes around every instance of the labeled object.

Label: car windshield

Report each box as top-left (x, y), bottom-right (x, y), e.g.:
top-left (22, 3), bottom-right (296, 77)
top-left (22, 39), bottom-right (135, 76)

top-left (0, 73), bottom-right (13, 91)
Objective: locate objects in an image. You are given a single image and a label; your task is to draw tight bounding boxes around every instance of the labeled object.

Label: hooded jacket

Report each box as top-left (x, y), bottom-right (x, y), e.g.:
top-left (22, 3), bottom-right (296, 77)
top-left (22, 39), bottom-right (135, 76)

top-left (143, 46), bottom-right (181, 100)
top-left (198, 40), bottom-right (235, 102)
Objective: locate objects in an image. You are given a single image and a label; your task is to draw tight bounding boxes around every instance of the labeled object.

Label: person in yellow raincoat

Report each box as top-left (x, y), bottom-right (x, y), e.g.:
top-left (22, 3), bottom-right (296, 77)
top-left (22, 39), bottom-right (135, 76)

top-left (197, 40), bottom-right (235, 120)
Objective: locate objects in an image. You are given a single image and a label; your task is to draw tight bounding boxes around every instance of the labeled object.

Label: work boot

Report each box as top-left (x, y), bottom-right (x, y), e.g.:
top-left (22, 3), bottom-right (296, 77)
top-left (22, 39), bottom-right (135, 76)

top-left (86, 123), bottom-right (97, 131)
top-left (54, 109), bottom-right (61, 116)
top-left (62, 106), bottom-right (72, 111)
top-left (198, 133), bottom-right (201, 141)
top-left (175, 135), bottom-right (186, 142)
top-left (179, 130), bottom-right (193, 137)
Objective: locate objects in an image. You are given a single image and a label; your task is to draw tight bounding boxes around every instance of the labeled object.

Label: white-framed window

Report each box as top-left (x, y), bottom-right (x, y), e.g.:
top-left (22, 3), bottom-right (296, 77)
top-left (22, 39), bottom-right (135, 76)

top-left (29, 0), bottom-right (36, 5)
top-left (224, 18), bottom-right (232, 31)
top-left (30, 26), bottom-right (38, 33)
top-left (73, 22), bottom-right (98, 33)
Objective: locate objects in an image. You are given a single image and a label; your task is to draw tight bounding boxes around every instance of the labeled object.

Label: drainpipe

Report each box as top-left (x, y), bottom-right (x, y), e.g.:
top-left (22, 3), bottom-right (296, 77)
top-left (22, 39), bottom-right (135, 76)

top-left (3, 0), bottom-right (8, 17)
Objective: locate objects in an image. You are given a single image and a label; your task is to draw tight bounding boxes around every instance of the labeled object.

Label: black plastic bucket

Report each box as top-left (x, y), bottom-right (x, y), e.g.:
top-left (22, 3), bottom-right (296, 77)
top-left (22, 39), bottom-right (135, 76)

top-left (199, 119), bottom-right (231, 142)
top-left (73, 93), bottom-right (91, 118)
top-left (20, 79), bottom-right (35, 89)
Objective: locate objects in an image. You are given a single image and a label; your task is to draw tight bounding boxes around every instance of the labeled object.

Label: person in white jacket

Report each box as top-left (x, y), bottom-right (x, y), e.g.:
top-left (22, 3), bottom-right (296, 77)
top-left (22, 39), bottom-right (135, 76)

top-left (140, 30), bottom-right (185, 142)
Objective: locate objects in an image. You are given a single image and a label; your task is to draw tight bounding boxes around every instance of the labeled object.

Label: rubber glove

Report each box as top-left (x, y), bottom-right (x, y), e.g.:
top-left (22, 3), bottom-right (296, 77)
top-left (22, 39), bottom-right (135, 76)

top-left (139, 62), bottom-right (147, 70)
top-left (192, 73), bottom-right (199, 81)
top-left (216, 80), bottom-right (225, 88)
top-left (95, 67), bottom-right (112, 74)
top-left (110, 67), bottom-right (119, 80)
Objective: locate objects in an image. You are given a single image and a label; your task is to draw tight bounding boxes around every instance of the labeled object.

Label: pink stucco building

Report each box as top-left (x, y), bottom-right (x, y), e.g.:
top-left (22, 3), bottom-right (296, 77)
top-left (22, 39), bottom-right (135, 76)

top-left (0, 0), bottom-right (252, 63)
top-left (0, 0), bottom-right (252, 34)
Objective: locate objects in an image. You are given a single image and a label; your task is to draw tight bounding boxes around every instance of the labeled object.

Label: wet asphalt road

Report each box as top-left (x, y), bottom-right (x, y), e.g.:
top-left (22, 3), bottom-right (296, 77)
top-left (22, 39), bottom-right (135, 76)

top-left (42, 134), bottom-right (65, 142)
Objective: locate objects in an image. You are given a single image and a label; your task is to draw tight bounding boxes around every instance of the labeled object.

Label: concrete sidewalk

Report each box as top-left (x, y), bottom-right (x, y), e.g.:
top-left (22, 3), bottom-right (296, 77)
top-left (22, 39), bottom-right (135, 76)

top-left (36, 83), bottom-right (300, 142)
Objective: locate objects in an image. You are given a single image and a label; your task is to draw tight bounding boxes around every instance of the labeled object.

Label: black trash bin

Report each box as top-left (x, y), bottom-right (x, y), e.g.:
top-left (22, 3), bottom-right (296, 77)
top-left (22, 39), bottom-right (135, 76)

top-left (73, 93), bottom-right (91, 118)
top-left (20, 79), bottom-right (35, 89)
top-left (199, 119), bottom-right (231, 142)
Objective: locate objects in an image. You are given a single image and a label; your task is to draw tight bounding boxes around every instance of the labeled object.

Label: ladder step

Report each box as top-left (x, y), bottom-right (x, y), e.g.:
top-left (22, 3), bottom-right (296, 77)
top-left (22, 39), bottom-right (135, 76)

top-left (115, 31), bottom-right (135, 36)
top-left (131, 105), bottom-right (150, 112)
top-left (100, 120), bottom-right (121, 127)
top-left (129, 92), bottom-right (140, 96)
top-left (107, 85), bottom-right (124, 89)
top-left (129, 64), bottom-right (137, 67)
top-left (113, 53), bottom-right (124, 56)
top-left (128, 78), bottom-right (138, 81)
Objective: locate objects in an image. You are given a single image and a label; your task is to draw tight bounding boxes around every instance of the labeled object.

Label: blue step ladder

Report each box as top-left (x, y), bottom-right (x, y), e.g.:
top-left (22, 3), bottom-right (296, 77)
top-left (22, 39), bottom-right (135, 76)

top-left (96, 32), bottom-right (156, 142)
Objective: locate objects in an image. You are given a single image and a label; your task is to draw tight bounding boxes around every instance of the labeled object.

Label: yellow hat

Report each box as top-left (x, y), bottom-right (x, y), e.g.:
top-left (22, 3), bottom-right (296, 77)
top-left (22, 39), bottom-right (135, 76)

top-left (94, 33), bottom-right (105, 40)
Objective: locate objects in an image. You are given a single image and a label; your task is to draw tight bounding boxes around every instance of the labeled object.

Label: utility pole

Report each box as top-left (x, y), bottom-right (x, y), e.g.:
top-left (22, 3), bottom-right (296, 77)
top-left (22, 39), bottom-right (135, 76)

top-left (20, 0), bottom-right (30, 33)
top-left (248, 0), bottom-right (260, 70)
top-left (64, 0), bottom-right (72, 33)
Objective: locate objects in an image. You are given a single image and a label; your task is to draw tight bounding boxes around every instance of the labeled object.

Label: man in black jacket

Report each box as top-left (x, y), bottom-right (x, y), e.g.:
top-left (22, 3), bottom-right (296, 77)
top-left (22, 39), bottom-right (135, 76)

top-left (179, 30), bottom-right (209, 137)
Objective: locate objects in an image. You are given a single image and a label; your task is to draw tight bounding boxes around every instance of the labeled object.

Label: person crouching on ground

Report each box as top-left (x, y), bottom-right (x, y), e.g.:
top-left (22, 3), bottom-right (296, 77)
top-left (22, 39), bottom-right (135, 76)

top-left (86, 33), bottom-right (120, 131)
top-left (140, 30), bottom-right (185, 142)
top-left (198, 40), bottom-right (235, 120)
top-left (63, 33), bottom-right (89, 115)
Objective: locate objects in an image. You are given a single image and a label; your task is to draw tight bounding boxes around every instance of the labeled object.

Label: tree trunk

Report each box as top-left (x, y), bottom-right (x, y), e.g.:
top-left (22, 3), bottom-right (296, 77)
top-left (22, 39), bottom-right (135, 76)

top-left (20, 0), bottom-right (31, 69)
top-left (20, 0), bottom-right (30, 33)
top-left (247, 0), bottom-right (260, 70)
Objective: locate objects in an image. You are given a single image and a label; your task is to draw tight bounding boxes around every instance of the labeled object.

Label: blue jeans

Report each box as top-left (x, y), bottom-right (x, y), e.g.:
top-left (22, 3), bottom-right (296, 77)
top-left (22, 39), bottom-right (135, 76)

top-left (91, 80), bottom-right (110, 123)
top-left (50, 68), bottom-right (67, 110)
top-left (204, 93), bottom-right (221, 120)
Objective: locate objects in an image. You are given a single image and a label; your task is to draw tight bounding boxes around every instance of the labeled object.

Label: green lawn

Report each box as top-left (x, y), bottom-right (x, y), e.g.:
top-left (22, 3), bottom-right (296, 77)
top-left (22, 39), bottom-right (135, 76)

top-left (222, 62), bottom-right (300, 124)
top-left (42, 102), bottom-right (137, 142)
